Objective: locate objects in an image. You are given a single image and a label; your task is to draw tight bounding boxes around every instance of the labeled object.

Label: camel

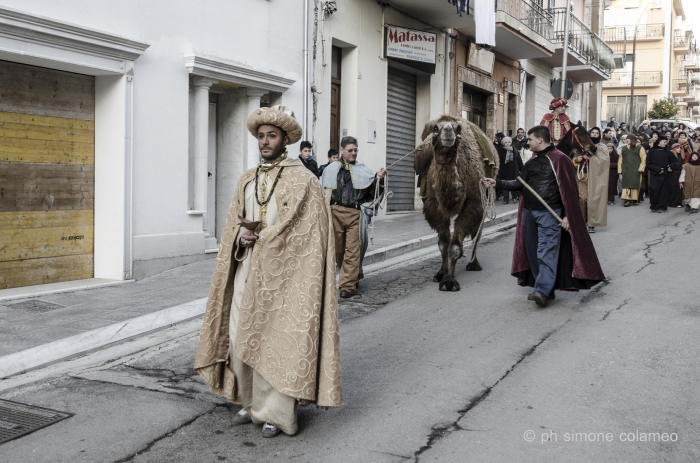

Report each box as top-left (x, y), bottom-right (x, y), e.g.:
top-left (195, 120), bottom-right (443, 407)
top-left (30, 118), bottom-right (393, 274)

top-left (415, 115), bottom-right (499, 292)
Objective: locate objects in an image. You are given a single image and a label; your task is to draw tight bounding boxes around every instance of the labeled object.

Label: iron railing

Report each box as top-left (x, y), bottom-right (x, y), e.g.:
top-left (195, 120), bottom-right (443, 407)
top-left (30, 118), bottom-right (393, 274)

top-left (603, 24), bottom-right (665, 42)
top-left (602, 71), bottom-right (662, 87)
top-left (494, 0), bottom-right (554, 41)
top-left (551, 7), bottom-right (615, 74)
top-left (674, 32), bottom-right (690, 49)
top-left (672, 79), bottom-right (689, 95)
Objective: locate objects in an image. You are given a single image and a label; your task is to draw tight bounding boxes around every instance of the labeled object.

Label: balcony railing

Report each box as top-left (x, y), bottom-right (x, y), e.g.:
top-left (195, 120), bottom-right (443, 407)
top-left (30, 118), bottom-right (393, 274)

top-left (551, 7), bottom-right (615, 74)
top-left (674, 32), bottom-right (690, 49)
top-left (672, 79), bottom-right (689, 96)
top-left (495, 0), bottom-right (554, 41)
top-left (602, 71), bottom-right (662, 87)
top-left (603, 24), bottom-right (665, 43)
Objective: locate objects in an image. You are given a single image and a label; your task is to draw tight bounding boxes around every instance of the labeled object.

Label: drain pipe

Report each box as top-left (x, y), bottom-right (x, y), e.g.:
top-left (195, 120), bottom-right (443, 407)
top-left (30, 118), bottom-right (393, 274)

top-left (303, 0), bottom-right (310, 141)
top-left (444, 29), bottom-right (452, 115)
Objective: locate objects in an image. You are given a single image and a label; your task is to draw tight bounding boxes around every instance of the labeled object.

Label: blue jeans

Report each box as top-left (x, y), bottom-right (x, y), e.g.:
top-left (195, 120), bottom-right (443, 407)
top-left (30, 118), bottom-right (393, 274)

top-left (523, 208), bottom-right (562, 297)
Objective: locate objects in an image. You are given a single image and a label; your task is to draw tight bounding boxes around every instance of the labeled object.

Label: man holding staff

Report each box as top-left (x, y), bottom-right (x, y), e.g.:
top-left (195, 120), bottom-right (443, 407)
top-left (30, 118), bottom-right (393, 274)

top-left (483, 126), bottom-right (605, 307)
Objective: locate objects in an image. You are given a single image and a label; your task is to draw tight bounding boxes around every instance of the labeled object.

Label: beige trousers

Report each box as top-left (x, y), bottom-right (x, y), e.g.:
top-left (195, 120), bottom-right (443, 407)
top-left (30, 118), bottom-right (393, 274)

top-left (331, 205), bottom-right (362, 293)
top-left (228, 177), bottom-right (297, 435)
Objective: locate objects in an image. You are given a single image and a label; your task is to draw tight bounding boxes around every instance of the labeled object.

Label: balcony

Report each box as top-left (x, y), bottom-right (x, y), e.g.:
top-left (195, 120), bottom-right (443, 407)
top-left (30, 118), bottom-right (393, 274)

top-left (535, 7), bottom-right (614, 82)
top-left (674, 32), bottom-right (691, 55)
top-left (381, 0), bottom-right (476, 29)
top-left (685, 88), bottom-right (699, 106)
top-left (602, 71), bottom-right (662, 88)
top-left (603, 24), bottom-right (665, 43)
top-left (683, 55), bottom-right (700, 71)
top-left (490, 0), bottom-right (555, 59)
top-left (672, 79), bottom-right (689, 97)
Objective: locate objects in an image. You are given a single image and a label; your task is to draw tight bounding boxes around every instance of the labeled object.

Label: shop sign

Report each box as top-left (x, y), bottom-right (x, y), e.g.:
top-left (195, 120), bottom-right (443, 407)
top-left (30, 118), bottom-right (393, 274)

top-left (385, 25), bottom-right (437, 74)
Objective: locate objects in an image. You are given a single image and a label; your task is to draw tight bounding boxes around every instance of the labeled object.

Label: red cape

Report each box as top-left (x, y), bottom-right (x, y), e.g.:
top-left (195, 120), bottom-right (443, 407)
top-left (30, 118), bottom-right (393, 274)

top-left (512, 146), bottom-right (605, 290)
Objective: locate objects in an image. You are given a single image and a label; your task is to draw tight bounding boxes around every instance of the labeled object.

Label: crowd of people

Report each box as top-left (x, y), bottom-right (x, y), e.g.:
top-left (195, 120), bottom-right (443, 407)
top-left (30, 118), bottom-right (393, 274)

top-left (491, 103), bottom-right (700, 237)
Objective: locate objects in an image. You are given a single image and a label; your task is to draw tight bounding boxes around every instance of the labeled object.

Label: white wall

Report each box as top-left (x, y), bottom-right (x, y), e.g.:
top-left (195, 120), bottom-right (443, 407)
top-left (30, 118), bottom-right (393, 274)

top-left (0, 0), bottom-right (308, 271)
top-left (312, 0), bottom-right (446, 181)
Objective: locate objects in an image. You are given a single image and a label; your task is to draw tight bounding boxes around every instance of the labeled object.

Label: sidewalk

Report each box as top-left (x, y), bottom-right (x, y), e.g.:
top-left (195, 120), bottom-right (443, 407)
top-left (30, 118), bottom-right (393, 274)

top-left (0, 202), bottom-right (518, 379)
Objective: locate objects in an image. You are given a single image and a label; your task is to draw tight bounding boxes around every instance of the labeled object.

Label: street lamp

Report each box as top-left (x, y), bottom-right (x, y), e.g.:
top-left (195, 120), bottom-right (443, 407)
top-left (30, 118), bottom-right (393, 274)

top-left (627, 1), bottom-right (655, 130)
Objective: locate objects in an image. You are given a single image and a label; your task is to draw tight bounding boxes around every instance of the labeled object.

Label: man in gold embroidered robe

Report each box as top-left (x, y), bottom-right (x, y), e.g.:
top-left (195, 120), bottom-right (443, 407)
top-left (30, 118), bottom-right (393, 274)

top-left (194, 106), bottom-right (343, 438)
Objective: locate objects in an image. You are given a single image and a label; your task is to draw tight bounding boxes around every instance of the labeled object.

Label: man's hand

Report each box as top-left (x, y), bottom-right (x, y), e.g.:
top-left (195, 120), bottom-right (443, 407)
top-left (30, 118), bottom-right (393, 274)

top-left (680, 182), bottom-right (684, 189)
top-left (482, 178), bottom-right (496, 188)
top-left (239, 230), bottom-right (259, 248)
top-left (560, 217), bottom-right (570, 232)
top-left (576, 155), bottom-right (583, 163)
top-left (376, 168), bottom-right (387, 179)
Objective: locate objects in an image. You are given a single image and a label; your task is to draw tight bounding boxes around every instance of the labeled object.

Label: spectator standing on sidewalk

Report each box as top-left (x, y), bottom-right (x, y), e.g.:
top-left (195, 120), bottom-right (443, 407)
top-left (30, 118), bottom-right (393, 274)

top-left (680, 152), bottom-right (700, 212)
top-left (298, 140), bottom-right (319, 176)
top-left (482, 125), bottom-right (605, 307)
top-left (497, 136), bottom-right (523, 204)
top-left (194, 106), bottom-right (343, 438)
top-left (668, 143), bottom-right (685, 208)
top-left (318, 148), bottom-right (339, 178)
top-left (321, 136), bottom-right (386, 298)
top-left (513, 128), bottom-right (528, 152)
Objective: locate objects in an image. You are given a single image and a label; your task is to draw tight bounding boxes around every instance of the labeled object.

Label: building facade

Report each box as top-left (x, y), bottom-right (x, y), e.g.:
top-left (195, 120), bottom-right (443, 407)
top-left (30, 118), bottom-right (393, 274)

top-left (0, 1), bottom-right (310, 290)
top-left (602, 0), bottom-right (697, 127)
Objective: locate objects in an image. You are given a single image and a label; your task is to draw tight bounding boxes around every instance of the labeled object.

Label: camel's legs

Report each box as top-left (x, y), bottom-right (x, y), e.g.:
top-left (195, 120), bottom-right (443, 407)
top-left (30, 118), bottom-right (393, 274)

top-left (423, 197), bottom-right (451, 282)
top-left (453, 200), bottom-right (485, 272)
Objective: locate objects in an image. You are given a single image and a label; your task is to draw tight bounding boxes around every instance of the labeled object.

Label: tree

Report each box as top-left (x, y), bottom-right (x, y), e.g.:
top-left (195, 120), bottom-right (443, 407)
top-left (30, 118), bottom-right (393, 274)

top-left (647, 98), bottom-right (680, 119)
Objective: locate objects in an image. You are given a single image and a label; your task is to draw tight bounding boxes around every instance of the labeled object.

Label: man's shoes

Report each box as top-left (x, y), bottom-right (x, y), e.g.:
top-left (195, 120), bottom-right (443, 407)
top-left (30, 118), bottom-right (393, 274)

top-left (262, 423), bottom-right (281, 438)
top-left (631, 201), bottom-right (639, 206)
top-left (339, 290), bottom-right (354, 298)
top-left (623, 201), bottom-right (630, 207)
top-left (547, 292), bottom-right (555, 301)
top-left (502, 200), bottom-right (509, 205)
top-left (651, 209), bottom-right (658, 213)
top-left (692, 208), bottom-right (699, 213)
top-left (527, 292), bottom-right (548, 307)
top-left (685, 205), bottom-right (691, 212)
top-left (232, 409), bottom-right (252, 425)
top-left (588, 227), bottom-right (595, 233)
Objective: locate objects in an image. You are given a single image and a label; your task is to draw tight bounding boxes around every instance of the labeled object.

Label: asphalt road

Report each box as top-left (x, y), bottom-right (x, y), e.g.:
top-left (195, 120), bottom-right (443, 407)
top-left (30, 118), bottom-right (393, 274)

top-left (1, 203), bottom-right (698, 463)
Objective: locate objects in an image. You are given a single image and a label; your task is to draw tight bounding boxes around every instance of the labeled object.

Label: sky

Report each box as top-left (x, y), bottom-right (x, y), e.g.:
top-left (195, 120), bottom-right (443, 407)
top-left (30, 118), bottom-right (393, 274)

top-left (682, 0), bottom-right (699, 31)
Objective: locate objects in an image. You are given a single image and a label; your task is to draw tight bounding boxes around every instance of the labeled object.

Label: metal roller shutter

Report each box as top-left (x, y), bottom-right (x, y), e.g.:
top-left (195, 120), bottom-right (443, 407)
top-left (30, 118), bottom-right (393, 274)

top-left (0, 60), bottom-right (95, 289)
top-left (386, 68), bottom-right (417, 211)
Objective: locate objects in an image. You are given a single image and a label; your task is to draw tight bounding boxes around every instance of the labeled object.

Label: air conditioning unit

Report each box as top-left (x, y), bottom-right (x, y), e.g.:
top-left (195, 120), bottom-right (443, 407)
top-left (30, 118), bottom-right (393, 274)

top-left (613, 53), bottom-right (625, 69)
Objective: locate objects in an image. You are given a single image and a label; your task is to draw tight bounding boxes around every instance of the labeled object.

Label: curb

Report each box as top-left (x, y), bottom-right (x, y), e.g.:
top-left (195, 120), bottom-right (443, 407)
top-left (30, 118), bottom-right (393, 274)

top-left (363, 209), bottom-right (518, 266)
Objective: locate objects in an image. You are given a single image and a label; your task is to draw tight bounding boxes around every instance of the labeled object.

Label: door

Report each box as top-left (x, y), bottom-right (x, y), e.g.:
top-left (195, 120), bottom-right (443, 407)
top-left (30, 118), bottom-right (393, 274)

top-left (386, 67), bottom-right (417, 211)
top-left (0, 60), bottom-right (95, 289)
top-left (461, 84), bottom-right (488, 132)
top-left (330, 83), bottom-right (341, 150)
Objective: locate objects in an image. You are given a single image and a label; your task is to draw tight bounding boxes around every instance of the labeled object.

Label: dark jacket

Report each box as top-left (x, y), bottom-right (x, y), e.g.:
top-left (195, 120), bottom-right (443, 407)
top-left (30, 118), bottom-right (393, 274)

top-left (512, 135), bottom-right (528, 152)
top-left (497, 147), bottom-right (524, 181)
top-left (299, 155), bottom-right (319, 176)
top-left (330, 165), bottom-right (384, 209)
top-left (496, 144), bottom-right (563, 211)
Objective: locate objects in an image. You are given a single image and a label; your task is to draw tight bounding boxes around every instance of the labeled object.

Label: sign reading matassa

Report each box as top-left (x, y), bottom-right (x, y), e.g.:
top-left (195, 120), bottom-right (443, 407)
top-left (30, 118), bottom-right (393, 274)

top-left (385, 25), bottom-right (437, 74)
top-left (0, 60), bottom-right (95, 289)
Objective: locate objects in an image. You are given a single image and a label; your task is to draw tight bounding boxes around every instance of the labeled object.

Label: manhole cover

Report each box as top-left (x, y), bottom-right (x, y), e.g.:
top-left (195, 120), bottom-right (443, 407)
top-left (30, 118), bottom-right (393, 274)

top-left (7, 300), bottom-right (65, 313)
top-left (0, 399), bottom-right (72, 445)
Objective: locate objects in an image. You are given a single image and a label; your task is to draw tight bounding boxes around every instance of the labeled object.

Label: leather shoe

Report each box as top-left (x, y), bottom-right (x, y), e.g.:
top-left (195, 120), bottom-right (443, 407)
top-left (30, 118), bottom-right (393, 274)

top-left (262, 423), bottom-right (281, 438)
top-left (232, 409), bottom-right (252, 425)
top-left (528, 291), bottom-right (548, 307)
top-left (339, 290), bottom-right (354, 298)
top-left (547, 292), bottom-right (555, 300)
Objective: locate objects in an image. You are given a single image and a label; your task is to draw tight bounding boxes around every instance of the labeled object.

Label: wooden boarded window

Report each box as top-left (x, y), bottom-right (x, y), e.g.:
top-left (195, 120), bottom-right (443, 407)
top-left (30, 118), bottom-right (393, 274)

top-left (0, 60), bottom-right (95, 289)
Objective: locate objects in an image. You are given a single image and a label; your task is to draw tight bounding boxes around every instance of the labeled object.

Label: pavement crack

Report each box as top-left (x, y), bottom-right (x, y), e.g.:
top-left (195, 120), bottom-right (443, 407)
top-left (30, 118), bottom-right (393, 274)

top-left (113, 406), bottom-right (222, 463)
top-left (412, 327), bottom-right (562, 462)
top-left (635, 232), bottom-right (667, 274)
top-left (600, 298), bottom-right (631, 321)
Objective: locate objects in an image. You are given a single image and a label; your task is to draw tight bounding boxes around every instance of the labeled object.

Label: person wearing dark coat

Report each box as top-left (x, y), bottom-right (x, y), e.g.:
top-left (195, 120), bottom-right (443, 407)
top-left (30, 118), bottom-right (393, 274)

top-left (668, 143), bottom-right (685, 208)
top-left (606, 143), bottom-right (619, 205)
top-left (512, 128), bottom-right (528, 152)
top-left (646, 135), bottom-right (678, 212)
top-left (298, 140), bottom-right (319, 176)
top-left (483, 126), bottom-right (605, 308)
top-left (317, 148), bottom-right (339, 178)
top-left (497, 137), bottom-right (524, 204)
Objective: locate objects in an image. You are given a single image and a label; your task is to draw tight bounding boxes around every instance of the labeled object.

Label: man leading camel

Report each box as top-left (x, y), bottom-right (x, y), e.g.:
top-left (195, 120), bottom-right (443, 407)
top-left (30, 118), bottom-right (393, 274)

top-left (483, 126), bottom-right (605, 307)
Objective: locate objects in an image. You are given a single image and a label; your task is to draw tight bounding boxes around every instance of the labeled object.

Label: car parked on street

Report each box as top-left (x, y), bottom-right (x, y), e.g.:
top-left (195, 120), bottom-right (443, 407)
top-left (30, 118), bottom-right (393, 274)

top-left (636, 119), bottom-right (699, 133)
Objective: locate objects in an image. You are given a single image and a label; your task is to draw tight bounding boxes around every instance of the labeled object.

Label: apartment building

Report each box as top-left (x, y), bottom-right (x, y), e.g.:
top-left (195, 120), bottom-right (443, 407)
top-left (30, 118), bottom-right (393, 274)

top-left (448, 0), bottom-right (614, 137)
top-left (602, 0), bottom-right (698, 127)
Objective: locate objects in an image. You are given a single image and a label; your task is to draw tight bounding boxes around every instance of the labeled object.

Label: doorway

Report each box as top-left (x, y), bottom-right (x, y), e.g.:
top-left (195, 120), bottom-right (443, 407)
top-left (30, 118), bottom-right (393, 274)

top-left (330, 46), bottom-right (342, 150)
top-left (461, 84), bottom-right (488, 132)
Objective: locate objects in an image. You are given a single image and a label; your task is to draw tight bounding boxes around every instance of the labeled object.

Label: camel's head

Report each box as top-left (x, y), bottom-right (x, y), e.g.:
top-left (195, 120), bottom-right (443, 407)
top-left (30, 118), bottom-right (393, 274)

top-left (429, 120), bottom-right (462, 148)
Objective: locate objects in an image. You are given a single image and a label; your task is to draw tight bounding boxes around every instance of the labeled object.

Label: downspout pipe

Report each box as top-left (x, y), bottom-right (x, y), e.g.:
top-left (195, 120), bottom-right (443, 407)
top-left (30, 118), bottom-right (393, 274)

top-left (303, 0), bottom-right (310, 141)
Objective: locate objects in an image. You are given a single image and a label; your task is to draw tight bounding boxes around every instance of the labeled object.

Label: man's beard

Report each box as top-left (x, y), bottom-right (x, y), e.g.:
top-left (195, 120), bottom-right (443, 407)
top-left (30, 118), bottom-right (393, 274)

top-left (590, 136), bottom-right (601, 144)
